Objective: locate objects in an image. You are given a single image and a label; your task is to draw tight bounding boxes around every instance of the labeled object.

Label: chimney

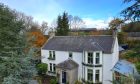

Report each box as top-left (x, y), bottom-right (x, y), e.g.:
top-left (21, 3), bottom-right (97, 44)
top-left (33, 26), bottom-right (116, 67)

top-left (112, 28), bottom-right (117, 38)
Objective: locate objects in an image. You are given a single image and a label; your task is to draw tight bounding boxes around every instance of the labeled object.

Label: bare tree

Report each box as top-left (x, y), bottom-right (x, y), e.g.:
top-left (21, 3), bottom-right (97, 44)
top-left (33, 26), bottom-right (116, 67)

top-left (40, 21), bottom-right (48, 34)
top-left (68, 15), bottom-right (85, 29)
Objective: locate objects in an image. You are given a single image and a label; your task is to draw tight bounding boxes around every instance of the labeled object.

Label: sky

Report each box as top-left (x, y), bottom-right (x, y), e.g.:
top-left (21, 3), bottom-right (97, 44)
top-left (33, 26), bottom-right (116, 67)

top-left (0, 0), bottom-right (132, 29)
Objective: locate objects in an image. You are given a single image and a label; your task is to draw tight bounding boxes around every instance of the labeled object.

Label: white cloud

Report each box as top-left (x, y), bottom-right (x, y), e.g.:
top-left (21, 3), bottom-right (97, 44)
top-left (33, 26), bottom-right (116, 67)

top-left (83, 17), bottom-right (113, 29)
top-left (32, 0), bottom-right (64, 25)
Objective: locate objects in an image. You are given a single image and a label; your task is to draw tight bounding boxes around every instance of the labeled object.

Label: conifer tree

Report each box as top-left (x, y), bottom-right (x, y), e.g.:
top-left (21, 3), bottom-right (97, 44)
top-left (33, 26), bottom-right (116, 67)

top-left (0, 3), bottom-right (36, 84)
top-left (56, 12), bottom-right (69, 36)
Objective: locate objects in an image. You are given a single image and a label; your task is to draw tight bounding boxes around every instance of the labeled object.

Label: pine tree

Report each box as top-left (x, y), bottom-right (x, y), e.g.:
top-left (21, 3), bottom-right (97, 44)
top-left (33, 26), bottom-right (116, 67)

top-left (56, 12), bottom-right (69, 36)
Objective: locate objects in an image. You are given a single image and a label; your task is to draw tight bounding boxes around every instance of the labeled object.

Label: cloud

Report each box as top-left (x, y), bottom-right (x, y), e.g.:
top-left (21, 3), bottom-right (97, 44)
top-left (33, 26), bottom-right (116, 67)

top-left (83, 17), bottom-right (113, 29)
top-left (32, 0), bottom-right (65, 25)
top-left (1, 0), bottom-right (65, 25)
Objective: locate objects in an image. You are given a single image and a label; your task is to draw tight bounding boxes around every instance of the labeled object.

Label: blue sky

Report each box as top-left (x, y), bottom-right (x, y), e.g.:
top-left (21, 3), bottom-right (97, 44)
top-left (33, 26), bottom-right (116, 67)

top-left (0, 0), bottom-right (132, 28)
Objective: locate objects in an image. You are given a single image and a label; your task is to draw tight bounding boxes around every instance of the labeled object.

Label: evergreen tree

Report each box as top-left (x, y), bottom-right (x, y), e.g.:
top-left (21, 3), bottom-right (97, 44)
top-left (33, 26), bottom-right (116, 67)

top-left (0, 3), bottom-right (36, 84)
top-left (56, 12), bottom-right (69, 36)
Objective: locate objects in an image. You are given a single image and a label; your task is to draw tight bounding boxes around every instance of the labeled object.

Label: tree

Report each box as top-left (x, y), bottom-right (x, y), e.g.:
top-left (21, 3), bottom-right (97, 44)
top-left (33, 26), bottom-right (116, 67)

top-left (109, 18), bottom-right (124, 30)
top-left (68, 15), bottom-right (85, 29)
top-left (121, 0), bottom-right (140, 21)
top-left (0, 3), bottom-right (36, 84)
top-left (40, 21), bottom-right (48, 34)
top-left (28, 31), bottom-right (48, 48)
top-left (122, 21), bottom-right (140, 32)
top-left (56, 12), bottom-right (69, 36)
top-left (108, 18), bottom-right (124, 35)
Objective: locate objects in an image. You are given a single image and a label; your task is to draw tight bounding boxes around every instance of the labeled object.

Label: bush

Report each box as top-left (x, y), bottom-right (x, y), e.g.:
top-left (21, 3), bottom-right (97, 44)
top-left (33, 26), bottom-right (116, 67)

top-left (135, 62), bottom-right (140, 74)
top-left (75, 80), bottom-right (82, 84)
top-left (36, 63), bottom-right (48, 75)
top-left (50, 78), bottom-right (58, 84)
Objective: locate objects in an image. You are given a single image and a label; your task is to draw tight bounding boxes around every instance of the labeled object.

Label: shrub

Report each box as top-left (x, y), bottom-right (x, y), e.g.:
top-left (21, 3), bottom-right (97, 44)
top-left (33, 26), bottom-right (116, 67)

top-left (50, 78), bottom-right (58, 84)
top-left (36, 63), bottom-right (48, 75)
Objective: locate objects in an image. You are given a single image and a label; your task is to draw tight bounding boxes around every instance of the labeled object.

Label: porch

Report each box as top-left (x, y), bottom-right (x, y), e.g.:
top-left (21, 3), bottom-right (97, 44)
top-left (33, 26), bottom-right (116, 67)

top-left (56, 59), bottom-right (79, 84)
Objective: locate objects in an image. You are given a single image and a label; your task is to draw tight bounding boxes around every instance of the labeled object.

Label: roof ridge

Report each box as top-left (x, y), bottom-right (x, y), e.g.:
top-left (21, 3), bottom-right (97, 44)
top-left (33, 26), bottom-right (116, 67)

top-left (54, 35), bottom-right (112, 38)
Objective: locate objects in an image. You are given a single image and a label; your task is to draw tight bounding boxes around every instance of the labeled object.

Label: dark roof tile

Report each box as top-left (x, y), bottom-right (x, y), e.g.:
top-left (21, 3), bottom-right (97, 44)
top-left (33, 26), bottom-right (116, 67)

top-left (42, 35), bottom-right (114, 53)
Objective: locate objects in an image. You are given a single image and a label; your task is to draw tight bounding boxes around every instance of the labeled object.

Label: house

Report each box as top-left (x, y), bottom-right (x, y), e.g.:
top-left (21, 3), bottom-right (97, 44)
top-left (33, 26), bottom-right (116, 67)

top-left (41, 35), bottom-right (119, 84)
top-left (127, 32), bottom-right (140, 40)
top-left (112, 60), bottom-right (140, 84)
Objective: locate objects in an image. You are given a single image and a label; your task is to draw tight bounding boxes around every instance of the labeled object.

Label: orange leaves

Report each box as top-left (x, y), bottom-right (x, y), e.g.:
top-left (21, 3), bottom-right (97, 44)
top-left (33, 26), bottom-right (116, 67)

top-left (28, 31), bottom-right (48, 48)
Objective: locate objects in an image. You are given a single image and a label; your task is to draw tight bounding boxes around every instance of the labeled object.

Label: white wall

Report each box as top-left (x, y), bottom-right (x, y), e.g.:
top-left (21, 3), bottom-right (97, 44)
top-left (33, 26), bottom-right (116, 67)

top-left (41, 50), bottom-right (83, 79)
top-left (102, 37), bottom-right (119, 84)
top-left (102, 54), bottom-right (112, 84)
top-left (112, 37), bottom-right (119, 67)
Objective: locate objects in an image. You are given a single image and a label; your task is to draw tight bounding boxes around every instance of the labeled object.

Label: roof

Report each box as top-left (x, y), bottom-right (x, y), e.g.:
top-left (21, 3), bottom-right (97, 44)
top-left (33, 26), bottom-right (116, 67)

top-left (56, 59), bottom-right (79, 70)
top-left (128, 32), bottom-right (140, 37)
top-left (112, 60), bottom-right (139, 77)
top-left (42, 35), bottom-right (115, 53)
top-left (119, 46), bottom-right (124, 51)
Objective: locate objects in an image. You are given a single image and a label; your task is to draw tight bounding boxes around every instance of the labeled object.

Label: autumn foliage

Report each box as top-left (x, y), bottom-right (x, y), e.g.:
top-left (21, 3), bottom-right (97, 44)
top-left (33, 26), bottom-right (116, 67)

top-left (28, 31), bottom-right (48, 48)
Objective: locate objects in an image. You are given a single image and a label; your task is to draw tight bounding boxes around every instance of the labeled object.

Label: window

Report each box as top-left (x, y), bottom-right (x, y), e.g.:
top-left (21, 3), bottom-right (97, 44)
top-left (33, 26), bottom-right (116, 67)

top-left (53, 64), bottom-right (56, 72)
top-left (48, 51), bottom-right (55, 60)
top-left (95, 70), bottom-right (100, 82)
top-left (69, 52), bottom-right (72, 58)
top-left (50, 63), bottom-right (52, 71)
top-left (53, 51), bottom-right (55, 59)
top-left (87, 69), bottom-right (93, 81)
top-left (88, 52), bottom-right (93, 64)
top-left (95, 53), bottom-right (100, 64)
top-left (49, 51), bottom-right (52, 58)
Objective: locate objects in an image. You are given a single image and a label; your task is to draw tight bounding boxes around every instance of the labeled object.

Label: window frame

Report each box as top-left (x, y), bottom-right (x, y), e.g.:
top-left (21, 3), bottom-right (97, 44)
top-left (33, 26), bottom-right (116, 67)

top-left (53, 51), bottom-right (55, 59)
top-left (87, 69), bottom-right (93, 82)
top-left (49, 51), bottom-right (52, 58)
top-left (53, 64), bottom-right (56, 72)
top-left (95, 52), bottom-right (100, 64)
top-left (95, 70), bottom-right (100, 82)
top-left (87, 52), bottom-right (93, 64)
top-left (50, 63), bottom-right (52, 71)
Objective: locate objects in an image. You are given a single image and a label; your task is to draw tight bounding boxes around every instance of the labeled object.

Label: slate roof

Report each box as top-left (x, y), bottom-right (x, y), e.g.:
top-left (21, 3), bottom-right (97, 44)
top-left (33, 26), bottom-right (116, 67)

top-left (56, 59), bottom-right (79, 70)
top-left (112, 60), bottom-right (139, 78)
top-left (128, 32), bottom-right (140, 37)
top-left (42, 35), bottom-right (115, 53)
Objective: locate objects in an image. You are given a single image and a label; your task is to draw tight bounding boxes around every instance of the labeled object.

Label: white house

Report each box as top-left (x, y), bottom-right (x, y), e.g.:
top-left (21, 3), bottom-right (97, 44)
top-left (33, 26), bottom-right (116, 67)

top-left (41, 35), bottom-right (119, 84)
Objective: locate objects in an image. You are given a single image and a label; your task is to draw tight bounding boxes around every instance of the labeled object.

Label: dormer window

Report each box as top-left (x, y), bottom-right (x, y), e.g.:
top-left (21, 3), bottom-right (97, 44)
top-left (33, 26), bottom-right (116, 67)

top-left (88, 52), bottom-right (93, 64)
top-left (69, 52), bottom-right (73, 58)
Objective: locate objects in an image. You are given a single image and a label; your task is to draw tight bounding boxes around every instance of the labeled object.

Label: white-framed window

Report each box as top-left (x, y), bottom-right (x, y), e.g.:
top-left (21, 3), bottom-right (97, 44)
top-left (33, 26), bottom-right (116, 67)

top-left (50, 63), bottom-right (52, 71)
top-left (53, 51), bottom-right (55, 59)
top-left (87, 69), bottom-right (93, 81)
top-left (88, 52), bottom-right (93, 64)
top-left (48, 51), bottom-right (55, 60)
top-left (95, 70), bottom-right (100, 82)
top-left (95, 52), bottom-right (100, 64)
top-left (49, 51), bottom-right (52, 58)
top-left (49, 63), bottom-right (56, 72)
top-left (53, 64), bottom-right (56, 72)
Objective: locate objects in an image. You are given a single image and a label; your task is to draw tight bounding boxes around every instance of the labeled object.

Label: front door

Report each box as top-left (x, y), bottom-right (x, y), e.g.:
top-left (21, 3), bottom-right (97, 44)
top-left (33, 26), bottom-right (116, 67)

top-left (62, 71), bottom-right (66, 83)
